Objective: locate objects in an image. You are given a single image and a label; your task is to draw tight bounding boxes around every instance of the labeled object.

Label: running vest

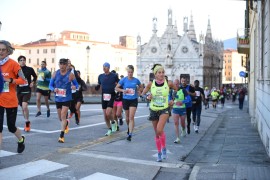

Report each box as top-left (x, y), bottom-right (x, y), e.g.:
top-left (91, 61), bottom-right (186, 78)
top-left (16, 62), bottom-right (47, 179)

top-left (54, 70), bottom-right (72, 102)
top-left (173, 89), bottom-right (186, 109)
top-left (150, 80), bottom-right (169, 111)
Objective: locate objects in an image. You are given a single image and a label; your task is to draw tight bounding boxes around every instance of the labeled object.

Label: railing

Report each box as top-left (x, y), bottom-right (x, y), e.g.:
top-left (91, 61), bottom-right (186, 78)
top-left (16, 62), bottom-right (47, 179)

top-left (237, 28), bottom-right (250, 54)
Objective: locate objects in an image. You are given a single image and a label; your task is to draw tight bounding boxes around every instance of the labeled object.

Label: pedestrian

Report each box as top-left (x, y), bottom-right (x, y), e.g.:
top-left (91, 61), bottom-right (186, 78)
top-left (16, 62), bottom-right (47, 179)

top-left (172, 79), bottom-right (190, 143)
top-left (75, 70), bottom-right (87, 125)
top-left (238, 86), bottom-right (247, 110)
top-left (17, 55), bottom-right (37, 132)
top-left (180, 77), bottom-right (196, 134)
top-left (95, 62), bottom-right (119, 136)
top-left (211, 87), bottom-right (219, 109)
top-left (191, 80), bottom-right (205, 133)
top-left (115, 65), bottom-right (143, 141)
top-left (49, 58), bottom-right (78, 143)
top-left (141, 64), bottom-right (178, 162)
top-left (219, 88), bottom-right (225, 108)
top-left (204, 87), bottom-right (210, 109)
top-left (111, 71), bottom-right (123, 130)
top-left (0, 40), bottom-right (26, 153)
top-left (35, 60), bottom-right (51, 117)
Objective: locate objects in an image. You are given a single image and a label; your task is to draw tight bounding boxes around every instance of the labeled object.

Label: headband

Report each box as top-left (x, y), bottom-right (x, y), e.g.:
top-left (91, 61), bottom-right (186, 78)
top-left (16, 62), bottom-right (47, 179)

top-left (153, 65), bottom-right (164, 74)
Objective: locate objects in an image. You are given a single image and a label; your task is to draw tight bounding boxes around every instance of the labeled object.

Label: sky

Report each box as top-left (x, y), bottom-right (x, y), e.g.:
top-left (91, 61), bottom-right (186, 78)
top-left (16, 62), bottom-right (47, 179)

top-left (0, 0), bottom-right (246, 45)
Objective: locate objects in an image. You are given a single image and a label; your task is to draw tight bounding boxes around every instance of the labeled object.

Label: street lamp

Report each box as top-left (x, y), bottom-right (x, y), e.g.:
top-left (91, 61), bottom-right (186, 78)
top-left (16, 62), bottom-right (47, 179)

top-left (86, 45), bottom-right (90, 85)
top-left (0, 21), bottom-right (2, 31)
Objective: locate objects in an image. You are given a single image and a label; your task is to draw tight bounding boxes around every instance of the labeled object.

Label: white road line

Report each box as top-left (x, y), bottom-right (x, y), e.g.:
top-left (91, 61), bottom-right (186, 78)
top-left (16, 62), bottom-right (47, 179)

top-left (71, 152), bottom-right (184, 168)
top-left (0, 150), bottom-right (17, 157)
top-left (80, 172), bottom-right (128, 180)
top-left (0, 159), bottom-right (68, 180)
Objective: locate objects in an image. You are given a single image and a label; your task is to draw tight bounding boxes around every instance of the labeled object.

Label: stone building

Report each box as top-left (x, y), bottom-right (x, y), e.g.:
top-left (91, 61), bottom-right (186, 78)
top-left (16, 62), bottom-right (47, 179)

top-left (137, 9), bottom-right (223, 88)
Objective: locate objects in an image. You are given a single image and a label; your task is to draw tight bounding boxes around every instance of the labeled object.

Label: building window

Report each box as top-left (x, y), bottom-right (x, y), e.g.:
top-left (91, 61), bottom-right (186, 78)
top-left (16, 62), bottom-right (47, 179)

top-left (44, 58), bottom-right (46, 62)
top-left (37, 58), bottom-right (39, 65)
top-left (29, 58), bottom-right (31, 64)
top-left (29, 50), bottom-right (31, 54)
top-left (37, 49), bottom-right (39, 54)
top-left (52, 58), bottom-right (54, 63)
top-left (51, 49), bottom-right (55, 53)
top-left (43, 49), bottom-right (47, 54)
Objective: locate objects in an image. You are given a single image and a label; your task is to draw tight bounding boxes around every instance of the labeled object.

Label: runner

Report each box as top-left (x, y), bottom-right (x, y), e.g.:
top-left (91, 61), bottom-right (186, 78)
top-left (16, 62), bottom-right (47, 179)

top-left (111, 70), bottom-right (123, 130)
top-left (219, 88), bottom-right (225, 108)
top-left (204, 87), bottom-right (210, 109)
top-left (17, 55), bottom-right (37, 132)
top-left (0, 40), bottom-right (26, 153)
top-left (115, 65), bottom-right (143, 141)
top-left (95, 62), bottom-right (119, 136)
top-left (172, 79), bottom-right (190, 143)
top-left (35, 60), bottom-right (51, 117)
top-left (191, 80), bottom-right (205, 133)
top-left (49, 58), bottom-right (78, 143)
top-left (180, 77), bottom-right (196, 134)
top-left (141, 64), bottom-right (178, 162)
top-left (75, 70), bottom-right (87, 125)
top-left (211, 87), bottom-right (219, 109)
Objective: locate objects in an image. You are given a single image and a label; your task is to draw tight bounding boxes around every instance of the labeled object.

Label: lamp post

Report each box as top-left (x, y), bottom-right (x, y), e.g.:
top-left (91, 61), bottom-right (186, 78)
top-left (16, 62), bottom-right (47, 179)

top-left (86, 45), bottom-right (90, 85)
top-left (0, 21), bottom-right (2, 31)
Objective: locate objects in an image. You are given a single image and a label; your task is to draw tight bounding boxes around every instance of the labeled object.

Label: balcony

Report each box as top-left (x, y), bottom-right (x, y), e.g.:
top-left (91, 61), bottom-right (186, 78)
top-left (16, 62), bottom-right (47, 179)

top-left (237, 28), bottom-right (250, 54)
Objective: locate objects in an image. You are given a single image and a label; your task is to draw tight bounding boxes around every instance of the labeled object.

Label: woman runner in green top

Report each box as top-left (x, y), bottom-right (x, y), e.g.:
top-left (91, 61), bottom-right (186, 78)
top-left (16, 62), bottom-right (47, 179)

top-left (141, 64), bottom-right (178, 162)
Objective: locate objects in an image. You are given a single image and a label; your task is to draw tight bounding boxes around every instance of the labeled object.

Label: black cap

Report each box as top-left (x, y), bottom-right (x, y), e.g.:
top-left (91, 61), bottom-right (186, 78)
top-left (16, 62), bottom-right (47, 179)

top-left (59, 58), bottom-right (68, 64)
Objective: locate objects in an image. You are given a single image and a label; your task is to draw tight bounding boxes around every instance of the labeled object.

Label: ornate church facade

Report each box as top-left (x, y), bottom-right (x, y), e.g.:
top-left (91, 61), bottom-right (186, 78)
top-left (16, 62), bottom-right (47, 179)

top-left (137, 9), bottom-right (223, 88)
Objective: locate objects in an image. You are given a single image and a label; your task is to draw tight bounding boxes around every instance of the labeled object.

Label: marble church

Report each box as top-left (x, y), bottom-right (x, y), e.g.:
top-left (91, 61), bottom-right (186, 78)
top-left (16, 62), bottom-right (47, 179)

top-left (137, 9), bottom-right (223, 88)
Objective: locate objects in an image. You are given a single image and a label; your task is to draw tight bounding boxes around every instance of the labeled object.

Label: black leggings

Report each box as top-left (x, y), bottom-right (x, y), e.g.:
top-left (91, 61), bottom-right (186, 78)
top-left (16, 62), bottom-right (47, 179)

top-left (186, 107), bottom-right (193, 127)
top-left (0, 107), bottom-right (18, 133)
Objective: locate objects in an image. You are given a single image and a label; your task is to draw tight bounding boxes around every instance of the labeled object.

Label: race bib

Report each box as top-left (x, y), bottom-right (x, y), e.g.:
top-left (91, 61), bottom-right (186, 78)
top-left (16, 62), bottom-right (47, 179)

top-left (153, 96), bottom-right (166, 107)
top-left (195, 91), bottom-right (201, 97)
top-left (56, 88), bottom-right (67, 97)
top-left (103, 93), bottom-right (111, 101)
top-left (2, 82), bottom-right (9, 93)
top-left (125, 88), bottom-right (135, 96)
top-left (19, 81), bottom-right (29, 87)
top-left (38, 72), bottom-right (44, 81)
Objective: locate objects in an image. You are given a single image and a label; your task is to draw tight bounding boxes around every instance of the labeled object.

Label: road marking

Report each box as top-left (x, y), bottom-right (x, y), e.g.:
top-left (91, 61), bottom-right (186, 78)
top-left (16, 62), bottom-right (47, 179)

top-left (4, 115), bottom-right (149, 134)
top-left (0, 150), bottom-right (17, 157)
top-left (80, 172), bottom-right (128, 180)
top-left (71, 152), bottom-right (184, 168)
top-left (0, 159), bottom-right (68, 180)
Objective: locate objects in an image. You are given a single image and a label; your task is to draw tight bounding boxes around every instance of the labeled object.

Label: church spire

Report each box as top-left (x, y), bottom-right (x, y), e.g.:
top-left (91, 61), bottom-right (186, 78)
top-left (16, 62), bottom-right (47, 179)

top-left (188, 12), bottom-right (197, 41)
top-left (205, 16), bottom-right (212, 40)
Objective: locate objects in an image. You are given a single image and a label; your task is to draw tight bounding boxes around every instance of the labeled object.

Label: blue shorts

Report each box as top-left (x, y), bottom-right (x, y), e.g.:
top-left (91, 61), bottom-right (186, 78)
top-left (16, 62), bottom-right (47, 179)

top-left (172, 108), bottom-right (186, 116)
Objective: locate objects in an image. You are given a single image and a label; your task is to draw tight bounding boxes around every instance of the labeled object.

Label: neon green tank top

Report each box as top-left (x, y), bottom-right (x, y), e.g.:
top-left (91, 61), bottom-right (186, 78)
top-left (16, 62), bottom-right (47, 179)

top-left (150, 80), bottom-right (169, 111)
top-left (173, 89), bottom-right (186, 109)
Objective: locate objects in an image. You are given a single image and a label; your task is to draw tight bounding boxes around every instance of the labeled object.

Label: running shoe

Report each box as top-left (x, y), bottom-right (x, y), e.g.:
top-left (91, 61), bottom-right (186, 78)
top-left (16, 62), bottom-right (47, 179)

top-left (162, 148), bottom-right (167, 159)
top-left (35, 111), bottom-right (41, 117)
top-left (58, 137), bottom-right (64, 143)
top-left (47, 109), bottom-right (50, 117)
top-left (119, 118), bottom-right (123, 126)
top-left (181, 128), bottom-right (186, 137)
top-left (157, 152), bottom-right (162, 162)
top-left (105, 129), bottom-right (112, 136)
top-left (24, 121), bottom-right (31, 132)
top-left (64, 119), bottom-right (69, 134)
top-left (17, 136), bottom-right (25, 153)
top-left (76, 119), bottom-right (80, 125)
top-left (174, 137), bottom-right (180, 144)
top-left (195, 126), bottom-right (199, 133)
top-left (193, 122), bottom-right (196, 131)
top-left (111, 122), bottom-right (117, 132)
top-left (127, 135), bottom-right (132, 141)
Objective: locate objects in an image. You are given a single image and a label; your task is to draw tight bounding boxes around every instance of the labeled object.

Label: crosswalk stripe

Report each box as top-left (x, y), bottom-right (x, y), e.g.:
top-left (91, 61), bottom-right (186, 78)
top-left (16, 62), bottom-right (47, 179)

top-left (0, 159), bottom-right (68, 180)
top-left (80, 172), bottom-right (128, 180)
top-left (0, 150), bottom-right (17, 157)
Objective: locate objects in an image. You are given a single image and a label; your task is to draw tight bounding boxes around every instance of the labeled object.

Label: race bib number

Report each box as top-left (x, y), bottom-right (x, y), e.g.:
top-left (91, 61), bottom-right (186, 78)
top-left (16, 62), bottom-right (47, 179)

top-left (195, 91), bottom-right (201, 97)
top-left (2, 82), bottom-right (9, 93)
top-left (103, 93), bottom-right (111, 101)
top-left (152, 96), bottom-right (166, 107)
top-left (125, 88), bottom-right (135, 96)
top-left (56, 88), bottom-right (67, 97)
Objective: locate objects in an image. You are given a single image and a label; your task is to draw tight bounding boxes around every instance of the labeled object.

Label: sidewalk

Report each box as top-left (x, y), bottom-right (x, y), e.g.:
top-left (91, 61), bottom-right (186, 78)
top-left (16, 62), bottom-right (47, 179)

top-left (188, 103), bottom-right (270, 180)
